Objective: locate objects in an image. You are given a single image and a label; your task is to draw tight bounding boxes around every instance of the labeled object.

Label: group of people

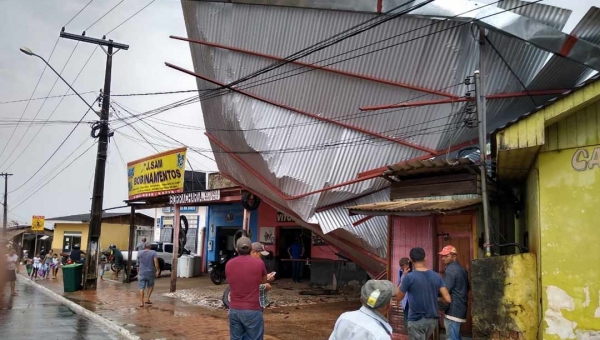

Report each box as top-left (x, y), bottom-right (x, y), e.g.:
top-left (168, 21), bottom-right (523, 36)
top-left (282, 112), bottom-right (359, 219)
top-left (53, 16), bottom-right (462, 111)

top-left (28, 249), bottom-right (60, 280)
top-left (329, 245), bottom-right (469, 340)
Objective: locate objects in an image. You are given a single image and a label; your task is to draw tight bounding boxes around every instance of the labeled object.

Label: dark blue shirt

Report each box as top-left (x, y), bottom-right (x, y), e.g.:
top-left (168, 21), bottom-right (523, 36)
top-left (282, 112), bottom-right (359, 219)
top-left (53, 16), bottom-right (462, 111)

top-left (443, 262), bottom-right (470, 320)
top-left (400, 270), bottom-right (445, 321)
top-left (69, 249), bottom-right (82, 261)
top-left (289, 242), bottom-right (302, 259)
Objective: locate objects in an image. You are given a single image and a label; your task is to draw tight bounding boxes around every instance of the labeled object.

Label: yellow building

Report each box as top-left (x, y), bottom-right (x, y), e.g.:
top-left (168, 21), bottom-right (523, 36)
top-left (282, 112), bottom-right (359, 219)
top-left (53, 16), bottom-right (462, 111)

top-left (494, 76), bottom-right (600, 339)
top-left (48, 212), bottom-right (155, 253)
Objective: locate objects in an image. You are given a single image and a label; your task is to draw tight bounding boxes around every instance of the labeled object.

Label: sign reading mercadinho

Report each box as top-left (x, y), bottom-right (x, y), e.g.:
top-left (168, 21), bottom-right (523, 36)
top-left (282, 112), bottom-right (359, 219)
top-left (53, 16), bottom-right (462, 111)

top-left (127, 147), bottom-right (187, 200)
top-left (169, 190), bottom-right (221, 205)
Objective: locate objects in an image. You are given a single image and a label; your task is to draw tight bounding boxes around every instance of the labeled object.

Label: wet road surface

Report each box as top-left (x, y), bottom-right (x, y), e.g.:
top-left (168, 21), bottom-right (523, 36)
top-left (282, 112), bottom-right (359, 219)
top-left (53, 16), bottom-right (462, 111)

top-left (0, 282), bottom-right (123, 340)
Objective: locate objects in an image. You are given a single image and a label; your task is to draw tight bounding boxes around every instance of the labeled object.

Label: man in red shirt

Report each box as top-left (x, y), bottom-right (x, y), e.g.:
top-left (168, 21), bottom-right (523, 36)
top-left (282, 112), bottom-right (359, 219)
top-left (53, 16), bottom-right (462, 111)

top-left (226, 236), bottom-right (268, 340)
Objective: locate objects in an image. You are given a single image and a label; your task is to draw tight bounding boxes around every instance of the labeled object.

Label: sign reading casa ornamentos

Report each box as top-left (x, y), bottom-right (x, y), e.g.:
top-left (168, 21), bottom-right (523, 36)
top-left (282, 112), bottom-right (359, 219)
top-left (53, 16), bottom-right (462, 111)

top-left (127, 147), bottom-right (187, 200)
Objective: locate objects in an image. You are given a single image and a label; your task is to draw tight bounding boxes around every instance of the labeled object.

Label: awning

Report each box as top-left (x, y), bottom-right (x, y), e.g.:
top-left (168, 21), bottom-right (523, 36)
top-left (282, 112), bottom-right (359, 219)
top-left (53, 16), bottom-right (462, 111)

top-left (348, 198), bottom-right (482, 217)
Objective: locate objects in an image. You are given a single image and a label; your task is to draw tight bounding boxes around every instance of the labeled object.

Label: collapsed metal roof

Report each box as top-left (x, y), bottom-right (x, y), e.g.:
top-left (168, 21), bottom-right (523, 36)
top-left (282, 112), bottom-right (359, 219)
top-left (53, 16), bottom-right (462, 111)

top-left (173, 0), bottom-right (600, 272)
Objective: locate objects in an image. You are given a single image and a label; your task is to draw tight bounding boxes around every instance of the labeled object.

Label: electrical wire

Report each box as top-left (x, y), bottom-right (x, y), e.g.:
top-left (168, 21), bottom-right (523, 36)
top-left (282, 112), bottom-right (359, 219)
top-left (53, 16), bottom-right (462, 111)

top-left (1, 41), bottom-right (82, 170)
top-left (9, 99), bottom-right (98, 194)
top-left (84, 0), bottom-right (125, 32)
top-left (189, 0), bottom-right (534, 106)
top-left (194, 0), bottom-right (432, 101)
top-left (9, 140), bottom-right (97, 211)
top-left (112, 135), bottom-right (127, 168)
top-left (485, 36), bottom-right (538, 107)
top-left (64, 0), bottom-right (94, 28)
top-left (0, 36), bottom-right (61, 163)
top-left (105, 0), bottom-right (157, 36)
top-left (2, 45), bottom-right (100, 172)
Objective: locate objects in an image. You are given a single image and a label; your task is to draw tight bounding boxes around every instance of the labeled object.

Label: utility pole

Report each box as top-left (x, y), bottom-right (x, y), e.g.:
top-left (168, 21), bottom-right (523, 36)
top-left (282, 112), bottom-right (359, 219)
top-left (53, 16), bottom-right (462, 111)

top-left (1, 173), bottom-right (13, 238)
top-left (60, 29), bottom-right (129, 290)
top-left (475, 26), bottom-right (492, 258)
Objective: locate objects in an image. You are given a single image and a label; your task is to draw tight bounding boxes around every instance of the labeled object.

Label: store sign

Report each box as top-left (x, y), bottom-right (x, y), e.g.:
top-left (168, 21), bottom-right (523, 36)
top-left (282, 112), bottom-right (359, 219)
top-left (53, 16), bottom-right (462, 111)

top-left (127, 147), bottom-right (187, 200)
top-left (571, 147), bottom-right (600, 171)
top-left (162, 206), bottom-right (198, 213)
top-left (169, 190), bottom-right (220, 205)
top-left (276, 212), bottom-right (294, 223)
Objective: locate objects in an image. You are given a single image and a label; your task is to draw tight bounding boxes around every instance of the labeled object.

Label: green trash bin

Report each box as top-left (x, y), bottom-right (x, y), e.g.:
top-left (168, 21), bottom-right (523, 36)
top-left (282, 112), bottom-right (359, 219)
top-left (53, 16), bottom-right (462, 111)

top-left (62, 264), bottom-right (83, 292)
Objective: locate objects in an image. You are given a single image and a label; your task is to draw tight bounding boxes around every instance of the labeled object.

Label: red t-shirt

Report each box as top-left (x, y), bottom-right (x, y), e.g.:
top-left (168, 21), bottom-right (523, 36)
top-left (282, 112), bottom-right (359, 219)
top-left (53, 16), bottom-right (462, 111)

top-left (225, 255), bottom-right (267, 310)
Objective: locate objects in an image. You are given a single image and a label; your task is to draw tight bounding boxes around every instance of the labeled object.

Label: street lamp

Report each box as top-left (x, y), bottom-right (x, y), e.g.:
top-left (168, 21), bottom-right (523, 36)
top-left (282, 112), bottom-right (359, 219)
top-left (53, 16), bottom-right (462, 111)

top-left (19, 46), bottom-right (100, 117)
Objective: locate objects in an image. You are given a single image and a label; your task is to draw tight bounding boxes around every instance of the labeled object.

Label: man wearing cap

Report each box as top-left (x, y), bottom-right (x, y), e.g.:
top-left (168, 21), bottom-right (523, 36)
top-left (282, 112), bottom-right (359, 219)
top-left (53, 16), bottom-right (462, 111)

top-left (329, 280), bottom-right (396, 340)
top-left (439, 245), bottom-right (469, 340)
top-left (398, 247), bottom-right (451, 340)
top-left (225, 236), bottom-right (269, 340)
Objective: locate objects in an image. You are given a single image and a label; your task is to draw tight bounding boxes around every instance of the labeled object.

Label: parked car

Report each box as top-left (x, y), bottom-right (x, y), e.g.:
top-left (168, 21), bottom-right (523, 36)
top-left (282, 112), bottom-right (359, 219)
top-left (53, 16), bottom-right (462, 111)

top-left (122, 242), bottom-right (191, 276)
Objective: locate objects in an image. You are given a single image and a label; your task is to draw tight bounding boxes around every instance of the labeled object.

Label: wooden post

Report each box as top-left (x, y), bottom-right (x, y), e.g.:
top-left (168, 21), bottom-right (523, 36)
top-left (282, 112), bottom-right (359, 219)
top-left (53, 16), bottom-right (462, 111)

top-left (242, 209), bottom-right (250, 234)
top-left (170, 204), bottom-right (180, 292)
top-left (200, 226), bottom-right (206, 274)
top-left (125, 206), bottom-right (135, 283)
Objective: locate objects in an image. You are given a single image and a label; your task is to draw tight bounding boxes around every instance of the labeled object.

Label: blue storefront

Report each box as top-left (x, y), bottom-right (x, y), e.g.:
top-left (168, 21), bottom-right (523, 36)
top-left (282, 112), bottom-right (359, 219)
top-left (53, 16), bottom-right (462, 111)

top-left (204, 203), bottom-right (258, 264)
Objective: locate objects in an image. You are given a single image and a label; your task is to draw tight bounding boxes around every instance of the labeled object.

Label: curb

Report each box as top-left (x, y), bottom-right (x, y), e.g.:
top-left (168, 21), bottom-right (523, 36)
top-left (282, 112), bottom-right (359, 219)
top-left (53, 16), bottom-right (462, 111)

top-left (17, 276), bottom-right (141, 340)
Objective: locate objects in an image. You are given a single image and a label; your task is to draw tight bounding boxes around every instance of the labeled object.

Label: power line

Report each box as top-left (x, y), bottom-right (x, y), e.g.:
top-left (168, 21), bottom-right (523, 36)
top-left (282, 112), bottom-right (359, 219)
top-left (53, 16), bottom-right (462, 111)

top-left (64, 0), bottom-right (94, 28)
top-left (0, 36), bottom-right (61, 163)
top-left (11, 137), bottom-right (91, 203)
top-left (84, 0), bottom-right (124, 32)
top-left (105, 0), bottom-right (157, 36)
top-left (2, 46), bottom-right (100, 172)
top-left (190, 0), bottom-right (513, 105)
top-left (1, 41), bottom-right (82, 170)
top-left (9, 141), bottom-right (97, 211)
top-left (9, 100), bottom-right (98, 194)
top-left (485, 35), bottom-right (538, 107)
top-left (195, 0), bottom-right (432, 102)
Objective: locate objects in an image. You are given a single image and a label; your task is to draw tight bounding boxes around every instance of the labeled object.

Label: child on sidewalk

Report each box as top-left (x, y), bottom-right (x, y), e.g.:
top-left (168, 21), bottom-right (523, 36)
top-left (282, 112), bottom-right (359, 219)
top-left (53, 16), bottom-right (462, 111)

top-left (99, 253), bottom-right (108, 281)
top-left (50, 254), bottom-right (60, 279)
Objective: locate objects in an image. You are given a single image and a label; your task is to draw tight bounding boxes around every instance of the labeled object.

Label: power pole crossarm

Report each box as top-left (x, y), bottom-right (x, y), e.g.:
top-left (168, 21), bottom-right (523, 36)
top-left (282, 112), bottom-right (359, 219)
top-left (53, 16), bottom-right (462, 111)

top-left (60, 31), bottom-right (128, 290)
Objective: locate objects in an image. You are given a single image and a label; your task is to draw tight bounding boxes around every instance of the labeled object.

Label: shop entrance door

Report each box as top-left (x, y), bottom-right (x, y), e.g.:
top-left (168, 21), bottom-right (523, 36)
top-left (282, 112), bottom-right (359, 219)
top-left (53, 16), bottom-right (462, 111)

top-left (278, 227), bottom-right (311, 280)
top-left (436, 214), bottom-right (474, 336)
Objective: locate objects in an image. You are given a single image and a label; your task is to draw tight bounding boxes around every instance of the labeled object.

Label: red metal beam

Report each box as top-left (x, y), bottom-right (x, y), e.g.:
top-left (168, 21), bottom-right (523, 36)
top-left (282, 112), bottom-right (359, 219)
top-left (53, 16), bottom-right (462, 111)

top-left (219, 172), bottom-right (386, 272)
top-left (170, 35), bottom-right (459, 99)
top-left (357, 138), bottom-right (479, 178)
top-left (315, 187), bottom-right (388, 213)
top-left (353, 215), bottom-right (376, 227)
top-left (166, 62), bottom-right (438, 155)
top-left (361, 98), bottom-right (470, 111)
top-left (360, 89), bottom-right (571, 111)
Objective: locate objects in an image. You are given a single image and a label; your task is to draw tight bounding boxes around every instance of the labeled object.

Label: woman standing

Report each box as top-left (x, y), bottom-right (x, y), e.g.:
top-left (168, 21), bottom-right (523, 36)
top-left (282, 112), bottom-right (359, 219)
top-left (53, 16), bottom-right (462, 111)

top-left (5, 248), bottom-right (19, 296)
top-left (30, 253), bottom-right (41, 280)
top-left (42, 250), bottom-right (54, 279)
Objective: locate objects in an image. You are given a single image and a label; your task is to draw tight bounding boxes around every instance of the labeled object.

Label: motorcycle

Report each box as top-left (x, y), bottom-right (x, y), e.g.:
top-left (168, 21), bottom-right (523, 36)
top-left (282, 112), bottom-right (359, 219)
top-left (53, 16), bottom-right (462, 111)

top-left (208, 251), bottom-right (235, 285)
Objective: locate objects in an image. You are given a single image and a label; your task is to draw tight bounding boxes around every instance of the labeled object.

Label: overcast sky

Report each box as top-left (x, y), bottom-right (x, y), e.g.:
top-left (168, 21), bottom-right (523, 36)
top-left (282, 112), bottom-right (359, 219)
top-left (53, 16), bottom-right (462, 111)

top-left (0, 0), bottom-right (217, 223)
top-left (0, 0), bottom-right (597, 224)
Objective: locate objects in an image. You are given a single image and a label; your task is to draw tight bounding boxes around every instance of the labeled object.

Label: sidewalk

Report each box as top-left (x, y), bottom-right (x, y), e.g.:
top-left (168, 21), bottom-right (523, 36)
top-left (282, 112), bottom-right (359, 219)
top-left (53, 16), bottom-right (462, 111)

top-left (20, 267), bottom-right (359, 340)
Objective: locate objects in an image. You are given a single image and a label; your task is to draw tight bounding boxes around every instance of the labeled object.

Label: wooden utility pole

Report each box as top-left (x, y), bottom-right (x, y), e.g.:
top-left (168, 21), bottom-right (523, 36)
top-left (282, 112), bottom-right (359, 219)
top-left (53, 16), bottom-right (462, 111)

top-left (1, 173), bottom-right (12, 238)
top-left (60, 30), bottom-right (129, 290)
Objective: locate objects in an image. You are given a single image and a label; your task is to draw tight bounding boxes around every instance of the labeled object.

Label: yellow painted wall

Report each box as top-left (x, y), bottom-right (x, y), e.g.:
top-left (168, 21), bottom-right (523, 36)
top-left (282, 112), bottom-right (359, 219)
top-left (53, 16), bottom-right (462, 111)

top-left (538, 144), bottom-right (600, 339)
top-left (544, 101), bottom-right (600, 153)
top-left (51, 222), bottom-right (131, 253)
top-left (525, 162), bottom-right (543, 338)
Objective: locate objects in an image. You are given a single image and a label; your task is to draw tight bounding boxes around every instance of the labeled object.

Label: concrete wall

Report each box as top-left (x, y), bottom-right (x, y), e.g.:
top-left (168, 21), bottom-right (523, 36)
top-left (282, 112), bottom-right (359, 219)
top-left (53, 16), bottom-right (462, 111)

top-left (471, 253), bottom-right (538, 340)
top-left (538, 144), bottom-right (600, 339)
top-left (51, 222), bottom-right (131, 253)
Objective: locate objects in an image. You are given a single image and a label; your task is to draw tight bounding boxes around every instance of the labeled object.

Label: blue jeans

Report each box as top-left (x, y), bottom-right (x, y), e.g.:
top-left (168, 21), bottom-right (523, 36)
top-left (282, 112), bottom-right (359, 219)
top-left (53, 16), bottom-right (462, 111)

top-left (229, 309), bottom-right (264, 340)
top-left (292, 261), bottom-right (303, 282)
top-left (443, 318), bottom-right (462, 340)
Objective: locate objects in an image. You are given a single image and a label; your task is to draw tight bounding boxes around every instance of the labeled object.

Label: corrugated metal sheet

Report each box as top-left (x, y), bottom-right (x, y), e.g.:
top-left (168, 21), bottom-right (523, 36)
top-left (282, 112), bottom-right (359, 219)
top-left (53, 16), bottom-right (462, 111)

top-left (387, 157), bottom-right (474, 173)
top-left (497, 0), bottom-right (571, 30)
top-left (315, 187), bottom-right (390, 258)
top-left (180, 1), bottom-right (600, 270)
top-left (348, 197), bottom-right (482, 215)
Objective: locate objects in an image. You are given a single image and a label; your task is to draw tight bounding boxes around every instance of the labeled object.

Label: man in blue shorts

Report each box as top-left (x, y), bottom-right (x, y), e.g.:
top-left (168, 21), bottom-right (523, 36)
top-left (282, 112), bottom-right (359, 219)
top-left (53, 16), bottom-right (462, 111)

top-left (137, 242), bottom-right (159, 308)
top-left (398, 247), bottom-right (451, 340)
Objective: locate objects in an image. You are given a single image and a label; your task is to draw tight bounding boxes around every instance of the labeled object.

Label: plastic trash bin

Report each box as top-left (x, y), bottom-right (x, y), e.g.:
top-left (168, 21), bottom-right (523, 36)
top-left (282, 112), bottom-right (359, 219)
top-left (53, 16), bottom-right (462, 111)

top-left (177, 255), bottom-right (193, 278)
top-left (62, 264), bottom-right (83, 292)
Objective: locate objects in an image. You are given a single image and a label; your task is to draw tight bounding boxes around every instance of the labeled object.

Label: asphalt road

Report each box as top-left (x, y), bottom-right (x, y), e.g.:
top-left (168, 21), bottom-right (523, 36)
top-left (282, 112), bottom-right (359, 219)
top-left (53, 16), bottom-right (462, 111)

top-left (0, 281), bottom-right (124, 340)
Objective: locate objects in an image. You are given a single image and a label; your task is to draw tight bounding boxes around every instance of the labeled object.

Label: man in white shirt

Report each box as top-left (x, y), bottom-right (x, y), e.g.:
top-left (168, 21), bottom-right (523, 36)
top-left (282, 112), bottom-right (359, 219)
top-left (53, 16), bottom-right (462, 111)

top-left (329, 280), bottom-right (396, 340)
